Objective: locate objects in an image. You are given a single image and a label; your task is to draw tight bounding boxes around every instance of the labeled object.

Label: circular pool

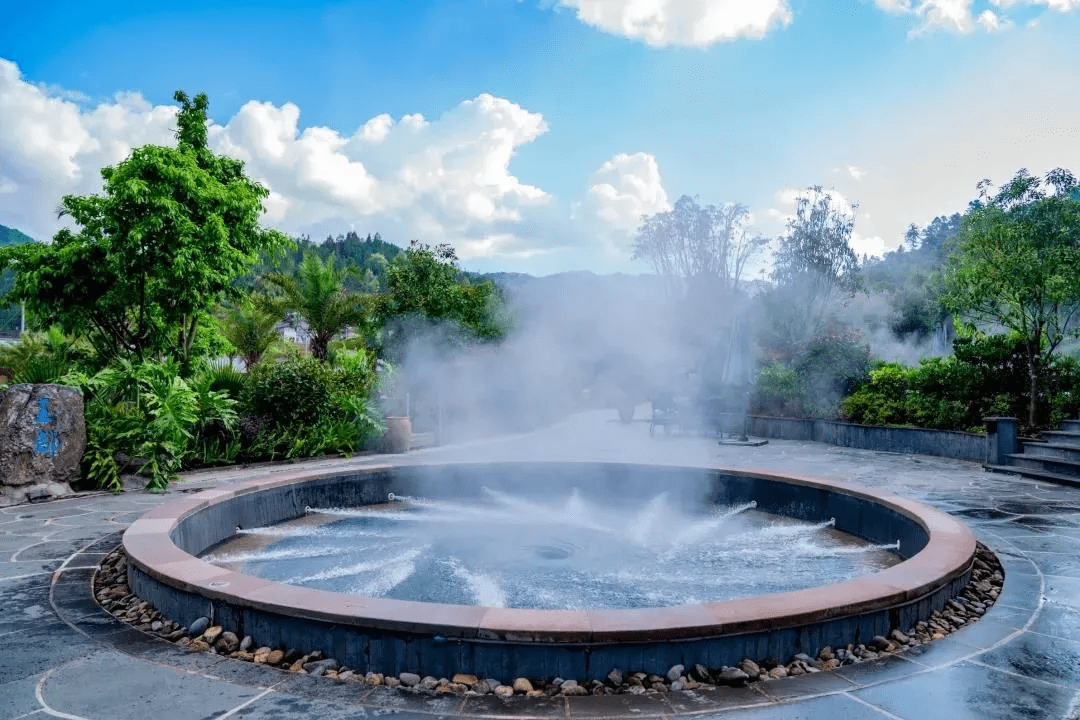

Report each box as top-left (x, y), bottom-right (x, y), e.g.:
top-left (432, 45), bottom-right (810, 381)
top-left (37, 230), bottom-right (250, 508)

top-left (122, 461), bottom-right (976, 681)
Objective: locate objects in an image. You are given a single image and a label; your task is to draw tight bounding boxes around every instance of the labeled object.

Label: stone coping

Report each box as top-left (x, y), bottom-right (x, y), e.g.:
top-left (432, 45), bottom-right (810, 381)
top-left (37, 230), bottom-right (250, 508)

top-left (122, 462), bottom-right (977, 645)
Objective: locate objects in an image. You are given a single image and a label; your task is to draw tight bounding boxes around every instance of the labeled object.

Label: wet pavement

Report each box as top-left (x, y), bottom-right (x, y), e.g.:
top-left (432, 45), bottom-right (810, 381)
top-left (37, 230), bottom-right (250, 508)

top-left (3, 409), bottom-right (1080, 719)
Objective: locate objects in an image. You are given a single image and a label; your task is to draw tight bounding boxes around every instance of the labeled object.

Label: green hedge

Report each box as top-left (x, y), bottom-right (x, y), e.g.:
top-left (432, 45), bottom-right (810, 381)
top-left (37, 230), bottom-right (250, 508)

top-left (840, 334), bottom-right (1080, 433)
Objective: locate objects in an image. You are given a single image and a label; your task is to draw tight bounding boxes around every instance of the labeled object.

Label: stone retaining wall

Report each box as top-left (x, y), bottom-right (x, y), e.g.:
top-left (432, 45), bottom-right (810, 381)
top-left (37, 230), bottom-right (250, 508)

top-left (747, 416), bottom-right (987, 463)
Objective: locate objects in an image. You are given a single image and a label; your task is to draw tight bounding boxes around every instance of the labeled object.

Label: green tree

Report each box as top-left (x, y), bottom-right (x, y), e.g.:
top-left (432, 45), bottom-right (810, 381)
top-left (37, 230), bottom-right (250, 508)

top-left (0, 91), bottom-right (290, 368)
top-left (760, 186), bottom-right (862, 363)
top-left (262, 252), bottom-right (367, 361)
top-left (215, 293), bottom-right (285, 369)
top-left (632, 195), bottom-right (768, 300)
top-left (371, 241), bottom-right (508, 361)
top-left (772, 186), bottom-right (861, 321)
top-left (942, 168), bottom-right (1080, 427)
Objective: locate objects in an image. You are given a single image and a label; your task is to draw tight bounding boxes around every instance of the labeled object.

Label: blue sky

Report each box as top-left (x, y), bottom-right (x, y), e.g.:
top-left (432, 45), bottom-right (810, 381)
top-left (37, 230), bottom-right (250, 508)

top-left (2, 0), bottom-right (1079, 275)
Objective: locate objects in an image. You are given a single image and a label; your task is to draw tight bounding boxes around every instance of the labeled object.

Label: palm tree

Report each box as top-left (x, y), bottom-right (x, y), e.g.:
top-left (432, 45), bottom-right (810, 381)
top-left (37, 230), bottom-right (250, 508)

top-left (262, 252), bottom-right (367, 361)
top-left (215, 293), bottom-right (283, 369)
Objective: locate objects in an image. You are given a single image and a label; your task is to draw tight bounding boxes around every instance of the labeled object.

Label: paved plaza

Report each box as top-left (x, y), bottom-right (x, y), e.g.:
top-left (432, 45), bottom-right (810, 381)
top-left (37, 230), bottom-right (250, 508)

top-left (2, 410), bottom-right (1080, 719)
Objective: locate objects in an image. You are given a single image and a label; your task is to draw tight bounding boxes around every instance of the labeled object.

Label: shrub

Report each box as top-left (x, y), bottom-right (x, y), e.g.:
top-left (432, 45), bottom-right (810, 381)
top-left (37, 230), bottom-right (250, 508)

top-left (792, 333), bottom-right (871, 419)
top-left (840, 362), bottom-right (908, 426)
top-left (750, 362), bottom-right (802, 416)
top-left (838, 333), bottom-right (1080, 433)
top-left (243, 355), bottom-right (336, 430)
top-left (240, 351), bottom-right (384, 460)
top-left (79, 359), bottom-right (207, 491)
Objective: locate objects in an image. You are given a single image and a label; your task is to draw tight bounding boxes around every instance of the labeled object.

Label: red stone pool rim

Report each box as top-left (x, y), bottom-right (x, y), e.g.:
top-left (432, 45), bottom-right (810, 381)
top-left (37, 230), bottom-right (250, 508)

top-left (122, 462), bottom-right (977, 680)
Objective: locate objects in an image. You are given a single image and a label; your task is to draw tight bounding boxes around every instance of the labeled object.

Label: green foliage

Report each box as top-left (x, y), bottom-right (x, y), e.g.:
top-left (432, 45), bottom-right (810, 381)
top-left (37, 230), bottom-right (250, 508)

top-left (0, 223), bottom-right (34, 332)
top-left (749, 362), bottom-right (801, 417)
top-left (750, 332), bottom-right (870, 419)
top-left (239, 348), bottom-right (384, 459)
top-left (82, 400), bottom-right (139, 493)
top-left (632, 195), bottom-right (768, 300)
top-left (334, 392), bottom-right (386, 449)
top-left (79, 359), bottom-right (239, 491)
top-left (792, 332), bottom-right (871, 418)
top-left (185, 368), bottom-right (241, 467)
top-left (941, 167), bottom-right (1080, 425)
top-left (0, 91), bottom-right (291, 367)
top-left (136, 364), bottom-right (200, 490)
top-left (330, 347), bottom-right (379, 397)
top-left (263, 252), bottom-right (366, 362)
top-left (215, 293), bottom-right (284, 369)
top-left (372, 241), bottom-right (508, 362)
top-left (204, 364), bottom-right (247, 401)
top-left (840, 332), bottom-right (1080, 433)
top-left (244, 355), bottom-right (336, 429)
top-left (771, 186), bottom-right (861, 337)
top-left (239, 231), bottom-right (400, 293)
top-left (0, 327), bottom-right (93, 384)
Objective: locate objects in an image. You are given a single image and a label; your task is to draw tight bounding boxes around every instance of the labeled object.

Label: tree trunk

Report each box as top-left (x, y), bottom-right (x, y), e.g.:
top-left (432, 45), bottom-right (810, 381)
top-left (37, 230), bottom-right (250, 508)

top-left (310, 334), bottom-right (329, 362)
top-left (1027, 355), bottom-right (1038, 429)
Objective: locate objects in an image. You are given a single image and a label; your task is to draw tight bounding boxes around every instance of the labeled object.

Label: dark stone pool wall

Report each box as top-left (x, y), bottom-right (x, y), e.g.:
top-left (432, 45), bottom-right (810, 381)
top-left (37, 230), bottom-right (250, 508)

top-left (124, 462), bottom-right (975, 681)
top-left (746, 416), bottom-right (988, 463)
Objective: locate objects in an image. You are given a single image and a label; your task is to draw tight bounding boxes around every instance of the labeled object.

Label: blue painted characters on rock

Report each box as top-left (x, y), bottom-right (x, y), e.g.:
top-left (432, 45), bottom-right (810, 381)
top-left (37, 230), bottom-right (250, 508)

top-left (34, 397), bottom-right (61, 457)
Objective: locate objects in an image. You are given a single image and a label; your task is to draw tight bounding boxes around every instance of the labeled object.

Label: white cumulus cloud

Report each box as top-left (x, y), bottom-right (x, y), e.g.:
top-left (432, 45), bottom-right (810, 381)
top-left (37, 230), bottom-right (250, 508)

top-left (209, 92), bottom-right (557, 259)
top-left (575, 152), bottom-right (671, 263)
top-left (978, 9), bottom-right (1012, 29)
top-left (559, 0), bottom-right (792, 47)
top-left (992, 0), bottom-right (1080, 10)
top-left (874, 0), bottom-right (1076, 34)
top-left (873, 0), bottom-right (978, 34)
top-left (581, 153), bottom-right (670, 232)
top-left (0, 57), bottom-right (672, 271)
top-left (0, 59), bottom-right (178, 238)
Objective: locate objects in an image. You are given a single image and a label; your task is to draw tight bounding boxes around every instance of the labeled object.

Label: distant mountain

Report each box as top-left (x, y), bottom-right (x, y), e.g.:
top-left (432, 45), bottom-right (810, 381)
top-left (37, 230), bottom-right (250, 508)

top-left (0, 223), bottom-right (34, 247)
top-left (0, 223), bottom-right (33, 332)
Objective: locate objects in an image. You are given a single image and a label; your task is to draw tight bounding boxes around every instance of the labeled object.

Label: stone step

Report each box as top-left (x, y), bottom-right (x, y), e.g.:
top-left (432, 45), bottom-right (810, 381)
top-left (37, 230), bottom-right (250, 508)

top-left (1006, 453), bottom-right (1080, 478)
top-left (1059, 419), bottom-right (1080, 434)
top-left (1039, 430), bottom-right (1080, 448)
top-left (1021, 441), bottom-right (1080, 463)
top-left (984, 464), bottom-right (1080, 489)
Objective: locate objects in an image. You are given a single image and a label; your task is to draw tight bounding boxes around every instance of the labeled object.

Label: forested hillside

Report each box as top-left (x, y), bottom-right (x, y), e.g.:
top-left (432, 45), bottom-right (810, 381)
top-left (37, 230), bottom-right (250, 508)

top-left (0, 223), bottom-right (33, 332)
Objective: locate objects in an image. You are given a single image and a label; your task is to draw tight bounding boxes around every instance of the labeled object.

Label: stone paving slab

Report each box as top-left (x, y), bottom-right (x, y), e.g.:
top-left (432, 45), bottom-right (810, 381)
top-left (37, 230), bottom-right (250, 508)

top-left (1, 410), bottom-right (1079, 719)
top-left (852, 661), bottom-right (1078, 720)
top-left (37, 650), bottom-right (268, 720)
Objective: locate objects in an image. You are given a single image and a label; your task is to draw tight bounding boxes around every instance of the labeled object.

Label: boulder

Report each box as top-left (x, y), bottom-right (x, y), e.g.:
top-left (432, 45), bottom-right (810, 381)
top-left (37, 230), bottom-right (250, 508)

top-left (0, 384), bottom-right (85, 504)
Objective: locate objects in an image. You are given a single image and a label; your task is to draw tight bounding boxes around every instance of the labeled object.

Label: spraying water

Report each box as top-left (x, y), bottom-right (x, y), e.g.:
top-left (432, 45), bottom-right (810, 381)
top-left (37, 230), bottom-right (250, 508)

top-left (203, 490), bottom-right (899, 610)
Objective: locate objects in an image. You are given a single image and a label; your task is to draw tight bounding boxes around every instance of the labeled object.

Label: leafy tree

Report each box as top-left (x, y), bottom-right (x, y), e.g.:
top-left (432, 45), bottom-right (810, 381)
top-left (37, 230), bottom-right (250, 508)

top-left (941, 168), bottom-right (1080, 427)
top-left (632, 195), bottom-right (768, 300)
top-left (758, 187), bottom-right (862, 366)
top-left (262, 252), bottom-right (367, 361)
top-left (0, 91), bottom-right (290, 368)
top-left (772, 186), bottom-right (861, 324)
top-left (371, 241), bottom-right (508, 362)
